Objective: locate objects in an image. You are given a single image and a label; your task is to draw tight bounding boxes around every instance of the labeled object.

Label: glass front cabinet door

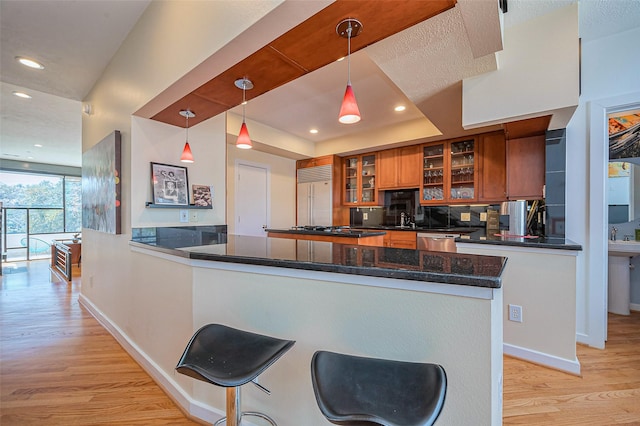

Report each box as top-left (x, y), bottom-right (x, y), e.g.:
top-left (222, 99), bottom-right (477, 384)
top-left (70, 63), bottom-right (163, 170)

top-left (344, 154), bottom-right (377, 205)
top-left (449, 139), bottom-right (476, 201)
top-left (421, 138), bottom-right (476, 204)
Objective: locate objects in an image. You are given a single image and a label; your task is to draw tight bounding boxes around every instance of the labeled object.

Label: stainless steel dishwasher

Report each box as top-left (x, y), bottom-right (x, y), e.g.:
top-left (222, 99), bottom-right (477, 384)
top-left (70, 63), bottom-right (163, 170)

top-left (416, 232), bottom-right (460, 252)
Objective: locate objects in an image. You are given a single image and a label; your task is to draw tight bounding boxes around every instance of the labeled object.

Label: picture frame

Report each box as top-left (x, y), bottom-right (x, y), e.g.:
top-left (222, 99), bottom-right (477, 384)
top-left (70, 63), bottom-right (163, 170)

top-left (151, 162), bottom-right (189, 205)
top-left (192, 184), bottom-right (213, 207)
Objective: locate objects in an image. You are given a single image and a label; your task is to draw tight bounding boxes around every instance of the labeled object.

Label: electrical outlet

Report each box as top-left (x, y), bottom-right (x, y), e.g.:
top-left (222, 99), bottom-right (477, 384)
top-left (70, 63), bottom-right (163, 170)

top-left (363, 212), bottom-right (368, 220)
top-left (461, 212), bottom-right (471, 222)
top-left (508, 304), bottom-right (523, 322)
top-left (179, 210), bottom-right (188, 223)
top-left (480, 212), bottom-right (487, 222)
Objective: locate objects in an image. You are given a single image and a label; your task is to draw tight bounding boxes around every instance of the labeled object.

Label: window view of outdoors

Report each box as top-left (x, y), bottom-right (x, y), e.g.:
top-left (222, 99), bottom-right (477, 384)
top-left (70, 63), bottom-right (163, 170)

top-left (1, 171), bottom-right (82, 261)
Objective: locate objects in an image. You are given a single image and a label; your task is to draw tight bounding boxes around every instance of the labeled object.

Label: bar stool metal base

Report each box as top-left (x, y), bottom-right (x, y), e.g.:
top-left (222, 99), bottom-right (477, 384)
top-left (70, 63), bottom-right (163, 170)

top-left (211, 386), bottom-right (277, 426)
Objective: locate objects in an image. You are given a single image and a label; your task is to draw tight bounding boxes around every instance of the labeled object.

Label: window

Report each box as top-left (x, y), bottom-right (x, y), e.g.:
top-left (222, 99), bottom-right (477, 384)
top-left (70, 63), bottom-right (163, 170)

top-left (1, 170), bottom-right (82, 261)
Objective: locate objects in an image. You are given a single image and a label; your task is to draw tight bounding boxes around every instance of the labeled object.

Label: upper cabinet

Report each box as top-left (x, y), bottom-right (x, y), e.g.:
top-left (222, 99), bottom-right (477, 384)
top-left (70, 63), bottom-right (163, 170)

top-left (477, 131), bottom-right (546, 202)
top-left (344, 153), bottom-right (377, 206)
top-left (337, 125), bottom-right (545, 207)
top-left (506, 135), bottom-right (545, 199)
top-left (296, 155), bottom-right (335, 169)
top-left (478, 131), bottom-right (507, 202)
top-left (421, 139), bottom-right (477, 204)
top-left (378, 146), bottom-right (421, 190)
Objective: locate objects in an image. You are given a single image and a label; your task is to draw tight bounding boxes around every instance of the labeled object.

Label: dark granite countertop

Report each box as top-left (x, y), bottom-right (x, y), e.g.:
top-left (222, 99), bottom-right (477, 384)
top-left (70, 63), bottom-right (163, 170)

top-left (354, 226), bottom-right (582, 250)
top-left (130, 226), bottom-right (505, 288)
top-left (265, 228), bottom-right (386, 238)
top-left (456, 229), bottom-right (582, 251)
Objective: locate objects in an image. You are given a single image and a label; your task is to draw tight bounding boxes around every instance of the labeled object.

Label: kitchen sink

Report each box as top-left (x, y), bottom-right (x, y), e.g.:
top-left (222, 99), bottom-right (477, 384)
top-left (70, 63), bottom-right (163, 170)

top-left (608, 240), bottom-right (640, 316)
top-left (608, 240), bottom-right (640, 257)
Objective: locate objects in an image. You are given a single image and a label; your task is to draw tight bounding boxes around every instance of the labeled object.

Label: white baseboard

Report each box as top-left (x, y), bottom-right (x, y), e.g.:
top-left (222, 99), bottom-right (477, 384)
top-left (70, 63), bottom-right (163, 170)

top-left (78, 294), bottom-right (223, 424)
top-left (503, 343), bottom-right (581, 375)
top-left (630, 303), bottom-right (640, 312)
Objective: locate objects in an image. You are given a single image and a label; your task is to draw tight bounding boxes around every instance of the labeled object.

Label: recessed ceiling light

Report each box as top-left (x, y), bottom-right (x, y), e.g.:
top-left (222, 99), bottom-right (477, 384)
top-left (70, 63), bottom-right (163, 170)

top-left (16, 56), bottom-right (44, 70)
top-left (12, 91), bottom-right (32, 99)
top-left (34, 144), bottom-right (43, 148)
top-left (309, 129), bottom-right (319, 134)
top-left (394, 105), bottom-right (406, 112)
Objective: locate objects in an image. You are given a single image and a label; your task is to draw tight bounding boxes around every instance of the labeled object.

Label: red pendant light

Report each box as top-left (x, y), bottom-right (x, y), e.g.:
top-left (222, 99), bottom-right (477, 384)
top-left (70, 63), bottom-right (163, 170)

top-left (179, 109), bottom-right (195, 163)
top-left (336, 19), bottom-right (362, 124)
top-left (234, 78), bottom-right (253, 149)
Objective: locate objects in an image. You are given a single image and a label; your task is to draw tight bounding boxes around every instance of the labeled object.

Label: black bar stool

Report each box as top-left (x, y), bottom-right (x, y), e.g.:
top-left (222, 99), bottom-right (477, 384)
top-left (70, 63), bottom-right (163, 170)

top-left (311, 350), bottom-right (447, 426)
top-left (176, 324), bottom-right (295, 426)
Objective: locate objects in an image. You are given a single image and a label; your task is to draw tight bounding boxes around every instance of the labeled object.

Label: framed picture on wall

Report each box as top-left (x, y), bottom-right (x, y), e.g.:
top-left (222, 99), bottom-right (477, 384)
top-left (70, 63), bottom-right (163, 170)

top-left (151, 162), bottom-right (189, 205)
top-left (192, 184), bottom-right (213, 207)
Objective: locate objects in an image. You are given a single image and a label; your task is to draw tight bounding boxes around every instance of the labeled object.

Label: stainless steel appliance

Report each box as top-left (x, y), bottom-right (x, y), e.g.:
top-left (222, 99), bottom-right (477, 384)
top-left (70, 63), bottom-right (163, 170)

top-left (417, 232), bottom-right (460, 252)
top-left (297, 165), bottom-right (332, 226)
top-left (499, 200), bottom-right (527, 236)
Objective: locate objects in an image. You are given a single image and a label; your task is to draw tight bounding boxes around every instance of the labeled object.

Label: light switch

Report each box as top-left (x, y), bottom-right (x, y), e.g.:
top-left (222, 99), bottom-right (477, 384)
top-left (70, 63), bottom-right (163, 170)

top-left (179, 210), bottom-right (188, 223)
top-left (190, 211), bottom-right (198, 222)
top-left (461, 212), bottom-right (471, 222)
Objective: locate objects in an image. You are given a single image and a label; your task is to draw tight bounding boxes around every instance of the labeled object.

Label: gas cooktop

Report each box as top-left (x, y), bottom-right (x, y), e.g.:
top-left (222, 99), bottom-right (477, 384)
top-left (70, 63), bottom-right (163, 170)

top-left (289, 225), bottom-right (350, 232)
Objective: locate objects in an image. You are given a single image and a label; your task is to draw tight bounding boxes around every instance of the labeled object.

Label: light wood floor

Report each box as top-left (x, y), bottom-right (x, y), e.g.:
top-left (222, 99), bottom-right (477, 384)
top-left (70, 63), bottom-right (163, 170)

top-left (2, 260), bottom-right (640, 425)
top-left (1, 260), bottom-right (199, 425)
top-left (503, 310), bottom-right (640, 425)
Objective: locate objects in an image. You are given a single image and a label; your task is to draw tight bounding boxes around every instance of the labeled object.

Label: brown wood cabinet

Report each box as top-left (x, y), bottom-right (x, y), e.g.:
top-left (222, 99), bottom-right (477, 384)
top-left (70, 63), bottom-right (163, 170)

top-left (344, 153), bottom-right (378, 206)
top-left (506, 135), bottom-right (545, 199)
top-left (296, 155), bottom-right (335, 169)
top-left (479, 131), bottom-right (507, 202)
top-left (383, 230), bottom-right (417, 249)
top-left (377, 146), bottom-right (421, 189)
top-left (331, 127), bottom-right (546, 208)
top-left (421, 138), bottom-right (477, 204)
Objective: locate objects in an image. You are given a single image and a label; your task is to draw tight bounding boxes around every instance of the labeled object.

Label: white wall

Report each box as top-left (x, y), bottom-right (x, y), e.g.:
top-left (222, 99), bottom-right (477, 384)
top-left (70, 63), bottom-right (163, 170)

top-left (457, 243), bottom-right (580, 374)
top-left (567, 25), bottom-right (640, 347)
top-left (462, 4), bottom-right (579, 129)
top-left (131, 115), bottom-right (226, 228)
top-left (80, 0), bottom-right (294, 371)
top-left (226, 139), bottom-right (297, 235)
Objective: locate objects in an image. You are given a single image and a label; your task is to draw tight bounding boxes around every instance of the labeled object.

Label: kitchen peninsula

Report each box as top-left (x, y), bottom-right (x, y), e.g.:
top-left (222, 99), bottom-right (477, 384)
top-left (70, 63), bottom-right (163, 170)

top-left (121, 226), bottom-right (506, 425)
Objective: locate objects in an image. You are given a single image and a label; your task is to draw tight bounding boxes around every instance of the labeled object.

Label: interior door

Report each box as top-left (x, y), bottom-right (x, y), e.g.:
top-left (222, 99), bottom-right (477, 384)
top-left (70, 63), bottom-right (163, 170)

top-left (236, 163), bottom-right (268, 236)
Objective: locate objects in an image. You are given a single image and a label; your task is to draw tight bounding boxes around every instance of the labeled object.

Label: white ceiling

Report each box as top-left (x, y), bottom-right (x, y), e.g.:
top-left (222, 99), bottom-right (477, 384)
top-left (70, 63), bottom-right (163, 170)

top-left (1, 0), bottom-right (639, 168)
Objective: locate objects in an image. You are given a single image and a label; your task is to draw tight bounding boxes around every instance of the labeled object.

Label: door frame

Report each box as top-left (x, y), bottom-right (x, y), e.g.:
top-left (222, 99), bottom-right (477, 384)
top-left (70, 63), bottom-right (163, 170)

top-left (588, 91), bottom-right (640, 349)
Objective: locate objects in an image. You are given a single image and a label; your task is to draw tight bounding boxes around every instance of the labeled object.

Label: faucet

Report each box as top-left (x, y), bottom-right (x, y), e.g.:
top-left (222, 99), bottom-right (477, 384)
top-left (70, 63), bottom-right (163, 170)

top-left (611, 226), bottom-right (617, 241)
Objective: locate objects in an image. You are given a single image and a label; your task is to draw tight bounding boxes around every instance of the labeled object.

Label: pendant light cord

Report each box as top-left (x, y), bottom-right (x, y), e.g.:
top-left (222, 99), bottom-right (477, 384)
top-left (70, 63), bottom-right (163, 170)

top-left (185, 112), bottom-right (189, 141)
top-left (242, 80), bottom-right (247, 124)
top-left (347, 23), bottom-right (352, 85)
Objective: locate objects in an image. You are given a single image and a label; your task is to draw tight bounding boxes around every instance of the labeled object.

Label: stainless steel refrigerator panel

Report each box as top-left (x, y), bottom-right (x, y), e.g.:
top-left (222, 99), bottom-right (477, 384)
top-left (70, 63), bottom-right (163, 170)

top-left (297, 180), bottom-right (332, 226)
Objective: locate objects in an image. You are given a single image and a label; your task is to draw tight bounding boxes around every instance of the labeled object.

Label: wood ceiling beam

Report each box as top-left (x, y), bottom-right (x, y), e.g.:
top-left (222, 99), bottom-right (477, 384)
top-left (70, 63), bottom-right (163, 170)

top-left (152, 0), bottom-right (457, 128)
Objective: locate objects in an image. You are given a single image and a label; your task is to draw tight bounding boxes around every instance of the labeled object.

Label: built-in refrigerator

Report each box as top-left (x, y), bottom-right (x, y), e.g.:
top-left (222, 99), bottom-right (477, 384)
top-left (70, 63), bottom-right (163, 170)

top-left (297, 165), bottom-right (332, 226)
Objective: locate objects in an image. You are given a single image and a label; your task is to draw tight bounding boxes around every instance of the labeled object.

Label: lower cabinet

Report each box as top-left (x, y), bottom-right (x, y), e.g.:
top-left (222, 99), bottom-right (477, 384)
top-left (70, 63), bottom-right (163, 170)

top-left (383, 231), bottom-right (417, 249)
